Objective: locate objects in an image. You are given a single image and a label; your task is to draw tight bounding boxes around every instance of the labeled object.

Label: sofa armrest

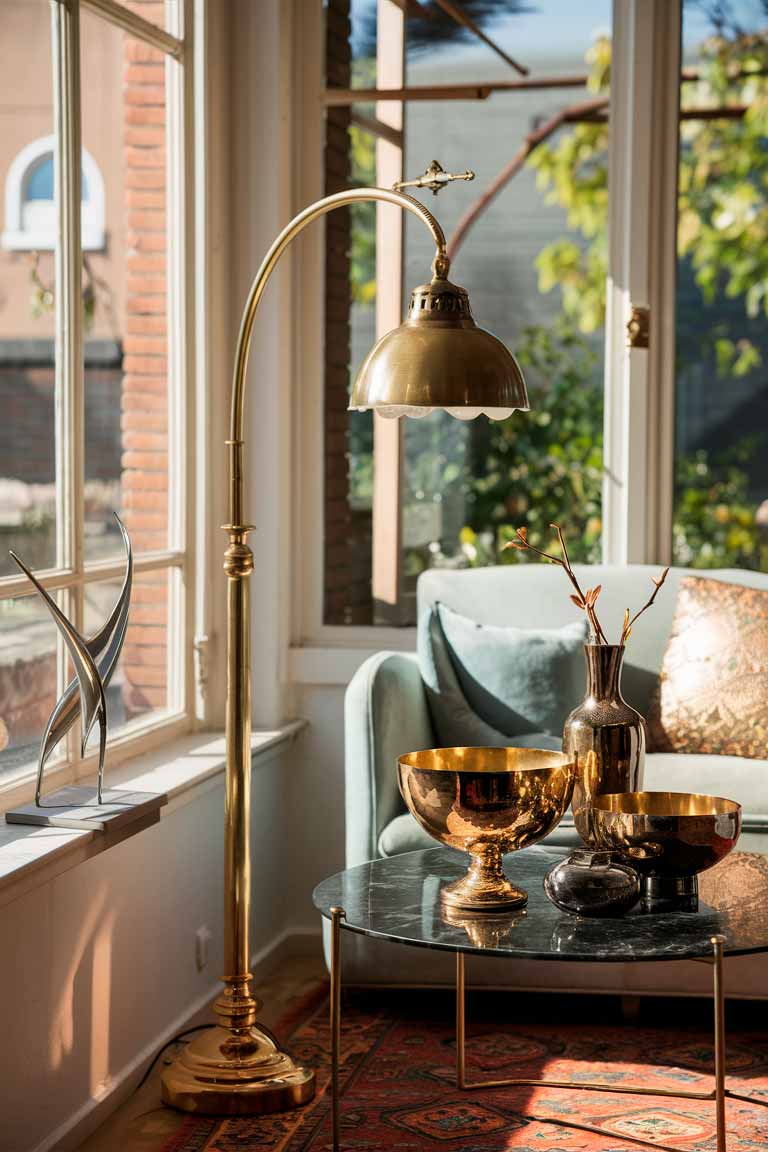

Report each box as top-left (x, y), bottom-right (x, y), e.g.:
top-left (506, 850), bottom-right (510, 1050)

top-left (344, 651), bottom-right (434, 867)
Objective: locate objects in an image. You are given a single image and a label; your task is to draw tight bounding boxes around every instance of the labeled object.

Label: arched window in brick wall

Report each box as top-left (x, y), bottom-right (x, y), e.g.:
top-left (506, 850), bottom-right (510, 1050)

top-left (1, 134), bottom-right (105, 251)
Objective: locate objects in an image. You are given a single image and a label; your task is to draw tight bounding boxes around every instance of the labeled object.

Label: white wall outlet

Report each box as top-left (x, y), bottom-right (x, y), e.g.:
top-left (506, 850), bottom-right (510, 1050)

top-left (195, 925), bottom-right (212, 972)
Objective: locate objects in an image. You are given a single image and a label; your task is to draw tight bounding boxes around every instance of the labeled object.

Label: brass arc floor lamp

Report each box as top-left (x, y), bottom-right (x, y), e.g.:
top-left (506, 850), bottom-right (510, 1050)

top-left (161, 167), bottom-right (529, 1115)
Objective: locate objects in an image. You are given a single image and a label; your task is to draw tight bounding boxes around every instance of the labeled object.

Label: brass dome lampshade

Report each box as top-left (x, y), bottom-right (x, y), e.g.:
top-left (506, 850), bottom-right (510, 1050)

top-left (350, 273), bottom-right (529, 420)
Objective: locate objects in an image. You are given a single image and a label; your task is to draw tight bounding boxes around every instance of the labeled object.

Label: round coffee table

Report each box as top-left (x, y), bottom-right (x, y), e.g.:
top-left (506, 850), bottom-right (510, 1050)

top-left (313, 845), bottom-right (768, 1152)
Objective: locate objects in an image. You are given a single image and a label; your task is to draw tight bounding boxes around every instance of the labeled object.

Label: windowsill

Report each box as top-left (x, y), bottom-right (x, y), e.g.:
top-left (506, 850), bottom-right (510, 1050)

top-left (0, 721), bottom-right (306, 911)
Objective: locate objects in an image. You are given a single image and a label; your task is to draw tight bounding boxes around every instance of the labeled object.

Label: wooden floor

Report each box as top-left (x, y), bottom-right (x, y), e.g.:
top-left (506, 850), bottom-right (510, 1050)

top-left (76, 955), bottom-right (326, 1152)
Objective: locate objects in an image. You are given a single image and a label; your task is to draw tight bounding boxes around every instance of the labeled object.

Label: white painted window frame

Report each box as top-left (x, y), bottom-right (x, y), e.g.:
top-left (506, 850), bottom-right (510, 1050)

top-left (0, 0), bottom-right (202, 800)
top-left (602, 0), bottom-right (681, 566)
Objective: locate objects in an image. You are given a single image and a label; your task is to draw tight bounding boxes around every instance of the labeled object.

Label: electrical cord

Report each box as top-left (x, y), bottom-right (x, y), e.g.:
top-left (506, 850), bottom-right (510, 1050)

top-left (132, 1024), bottom-right (215, 1096)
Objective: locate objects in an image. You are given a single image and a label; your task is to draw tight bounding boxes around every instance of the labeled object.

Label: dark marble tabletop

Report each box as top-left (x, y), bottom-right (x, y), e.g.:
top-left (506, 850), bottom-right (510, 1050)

top-left (312, 846), bottom-right (768, 962)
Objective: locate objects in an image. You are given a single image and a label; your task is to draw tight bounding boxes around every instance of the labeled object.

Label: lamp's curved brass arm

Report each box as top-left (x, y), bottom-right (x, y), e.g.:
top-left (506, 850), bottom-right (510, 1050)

top-left (226, 186), bottom-right (448, 527)
top-left (179, 186), bottom-right (450, 1114)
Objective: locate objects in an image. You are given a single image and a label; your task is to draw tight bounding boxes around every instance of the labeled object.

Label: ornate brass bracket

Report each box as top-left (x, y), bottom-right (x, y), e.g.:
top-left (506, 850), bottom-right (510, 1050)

top-left (394, 159), bottom-right (475, 196)
top-left (626, 304), bottom-right (650, 349)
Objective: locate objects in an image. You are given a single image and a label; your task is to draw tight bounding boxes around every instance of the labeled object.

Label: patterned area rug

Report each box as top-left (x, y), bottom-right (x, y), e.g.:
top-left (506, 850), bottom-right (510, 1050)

top-left (160, 987), bottom-right (768, 1151)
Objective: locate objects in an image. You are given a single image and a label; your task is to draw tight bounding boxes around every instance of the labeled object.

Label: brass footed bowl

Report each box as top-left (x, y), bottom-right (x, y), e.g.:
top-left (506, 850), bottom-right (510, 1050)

top-left (591, 791), bottom-right (742, 911)
top-left (397, 747), bottom-right (575, 912)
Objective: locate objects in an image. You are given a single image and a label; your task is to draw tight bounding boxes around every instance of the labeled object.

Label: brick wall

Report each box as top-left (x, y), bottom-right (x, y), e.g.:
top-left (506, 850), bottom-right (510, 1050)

top-left (120, 1), bottom-right (168, 716)
top-left (324, 0), bottom-right (374, 625)
top-left (0, 355), bottom-right (121, 485)
top-left (0, 646), bottom-right (56, 754)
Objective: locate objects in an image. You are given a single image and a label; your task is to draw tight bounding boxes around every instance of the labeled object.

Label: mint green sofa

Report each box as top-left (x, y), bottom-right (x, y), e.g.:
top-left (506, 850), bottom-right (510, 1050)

top-left (339, 564), bottom-right (768, 995)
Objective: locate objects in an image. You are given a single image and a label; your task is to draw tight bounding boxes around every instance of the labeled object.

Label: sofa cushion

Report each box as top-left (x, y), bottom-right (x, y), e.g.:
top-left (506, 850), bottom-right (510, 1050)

top-left (643, 752), bottom-right (768, 826)
top-left (378, 813), bottom-right (439, 858)
top-left (418, 601), bottom-right (586, 747)
top-left (648, 575), bottom-right (768, 758)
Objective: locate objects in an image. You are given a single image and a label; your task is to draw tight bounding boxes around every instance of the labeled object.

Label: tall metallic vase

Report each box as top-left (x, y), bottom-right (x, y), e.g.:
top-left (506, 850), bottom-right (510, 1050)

top-left (564, 644), bottom-right (645, 845)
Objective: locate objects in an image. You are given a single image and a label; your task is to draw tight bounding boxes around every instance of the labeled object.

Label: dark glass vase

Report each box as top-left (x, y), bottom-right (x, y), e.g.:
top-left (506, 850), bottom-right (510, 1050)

top-left (563, 644), bottom-right (645, 845)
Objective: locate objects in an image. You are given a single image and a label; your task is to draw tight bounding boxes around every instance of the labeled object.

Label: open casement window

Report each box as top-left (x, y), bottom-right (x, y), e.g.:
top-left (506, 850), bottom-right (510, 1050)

top-left (669, 1), bottom-right (768, 570)
top-left (321, 0), bottom-right (768, 630)
top-left (605, 0), bottom-right (768, 571)
top-left (323, 0), bottom-right (612, 626)
top-left (0, 0), bottom-right (195, 794)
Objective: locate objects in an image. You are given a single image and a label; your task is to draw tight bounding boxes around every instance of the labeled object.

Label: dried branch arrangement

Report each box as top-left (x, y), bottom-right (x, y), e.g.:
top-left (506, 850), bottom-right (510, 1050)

top-left (505, 523), bottom-right (669, 646)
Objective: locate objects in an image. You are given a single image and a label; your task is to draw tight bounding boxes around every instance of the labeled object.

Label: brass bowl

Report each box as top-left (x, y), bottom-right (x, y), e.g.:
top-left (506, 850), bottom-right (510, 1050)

top-left (397, 747), bottom-right (575, 912)
top-left (591, 791), bottom-right (742, 912)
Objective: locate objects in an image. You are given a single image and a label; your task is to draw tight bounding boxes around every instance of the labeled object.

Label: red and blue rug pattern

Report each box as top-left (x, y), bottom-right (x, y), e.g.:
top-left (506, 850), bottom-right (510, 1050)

top-left (160, 986), bottom-right (768, 1151)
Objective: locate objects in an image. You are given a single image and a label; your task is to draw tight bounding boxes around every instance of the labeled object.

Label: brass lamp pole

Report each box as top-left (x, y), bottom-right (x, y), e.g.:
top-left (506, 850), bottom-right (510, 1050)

top-left (161, 172), bottom-right (528, 1115)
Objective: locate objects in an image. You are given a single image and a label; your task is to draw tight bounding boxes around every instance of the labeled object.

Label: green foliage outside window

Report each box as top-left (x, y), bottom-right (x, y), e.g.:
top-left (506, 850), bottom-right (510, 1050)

top-left (460, 321), bottom-right (604, 567)
top-left (348, 22), bottom-right (768, 574)
top-left (674, 445), bottom-right (768, 571)
top-left (498, 26), bottom-right (768, 571)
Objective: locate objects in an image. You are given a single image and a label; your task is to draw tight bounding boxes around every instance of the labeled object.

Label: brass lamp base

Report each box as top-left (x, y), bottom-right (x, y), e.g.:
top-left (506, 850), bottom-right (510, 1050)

top-left (160, 1023), bottom-right (315, 1116)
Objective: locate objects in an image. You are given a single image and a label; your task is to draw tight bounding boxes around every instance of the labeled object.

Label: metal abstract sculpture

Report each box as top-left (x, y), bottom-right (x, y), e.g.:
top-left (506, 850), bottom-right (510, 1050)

top-left (9, 514), bottom-right (132, 806)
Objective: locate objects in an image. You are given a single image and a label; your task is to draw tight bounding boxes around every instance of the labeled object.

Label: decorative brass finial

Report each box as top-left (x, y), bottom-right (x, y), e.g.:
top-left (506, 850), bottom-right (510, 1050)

top-left (393, 160), bottom-right (475, 196)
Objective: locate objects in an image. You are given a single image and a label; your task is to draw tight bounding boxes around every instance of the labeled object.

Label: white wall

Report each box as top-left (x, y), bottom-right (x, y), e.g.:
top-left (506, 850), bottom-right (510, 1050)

top-left (284, 689), bottom-right (348, 929)
top-left (0, 749), bottom-right (301, 1152)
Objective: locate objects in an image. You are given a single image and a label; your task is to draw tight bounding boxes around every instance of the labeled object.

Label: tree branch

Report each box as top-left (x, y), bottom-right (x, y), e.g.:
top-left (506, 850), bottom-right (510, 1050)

top-left (447, 95), bottom-right (608, 261)
top-left (446, 96), bottom-right (749, 262)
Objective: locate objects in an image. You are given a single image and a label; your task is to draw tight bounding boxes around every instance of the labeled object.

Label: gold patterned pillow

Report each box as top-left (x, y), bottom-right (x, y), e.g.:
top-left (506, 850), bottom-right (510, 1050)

top-left (647, 575), bottom-right (768, 757)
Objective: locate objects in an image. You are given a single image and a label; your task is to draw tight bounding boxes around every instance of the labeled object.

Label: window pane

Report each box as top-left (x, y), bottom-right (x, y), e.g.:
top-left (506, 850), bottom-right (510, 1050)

top-left (401, 4), bottom-right (609, 609)
top-left (25, 155), bottom-right (54, 201)
top-left (672, 3), bottom-right (768, 571)
top-left (83, 568), bottom-right (170, 746)
top-left (81, 9), bottom-right (170, 564)
top-left (0, 1), bottom-right (57, 576)
top-left (0, 592), bottom-right (60, 777)
top-left (324, 0), bottom-right (610, 624)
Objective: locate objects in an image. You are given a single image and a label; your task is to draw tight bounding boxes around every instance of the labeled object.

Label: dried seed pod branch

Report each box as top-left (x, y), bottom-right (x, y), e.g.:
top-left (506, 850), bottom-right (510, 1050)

top-left (551, 523), bottom-right (608, 643)
top-left (504, 524), bottom-right (607, 642)
top-left (620, 566), bottom-right (670, 645)
top-left (505, 524), bottom-right (669, 646)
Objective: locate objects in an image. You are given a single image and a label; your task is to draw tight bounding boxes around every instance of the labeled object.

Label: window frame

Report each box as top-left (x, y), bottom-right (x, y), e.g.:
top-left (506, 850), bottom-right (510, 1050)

top-left (602, 0), bottom-right (681, 567)
top-left (0, 0), bottom-right (200, 801)
top-left (295, 0), bottom-right (685, 657)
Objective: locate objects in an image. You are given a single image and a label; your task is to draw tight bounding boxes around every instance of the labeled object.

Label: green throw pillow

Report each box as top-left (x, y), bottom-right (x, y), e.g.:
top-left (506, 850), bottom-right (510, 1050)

top-left (417, 601), bottom-right (587, 748)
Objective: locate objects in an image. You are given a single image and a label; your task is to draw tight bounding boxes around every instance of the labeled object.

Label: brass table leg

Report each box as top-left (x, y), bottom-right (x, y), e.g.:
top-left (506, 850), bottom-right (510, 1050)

top-left (456, 951), bottom-right (466, 1089)
top-left (330, 907), bottom-right (345, 1152)
top-left (318, 932), bottom-right (768, 1152)
top-left (454, 940), bottom-right (757, 1152)
top-left (712, 935), bottom-right (727, 1152)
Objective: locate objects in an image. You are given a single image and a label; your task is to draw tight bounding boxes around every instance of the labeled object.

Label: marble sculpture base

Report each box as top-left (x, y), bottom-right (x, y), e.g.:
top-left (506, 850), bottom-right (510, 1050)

top-left (5, 785), bottom-right (167, 832)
